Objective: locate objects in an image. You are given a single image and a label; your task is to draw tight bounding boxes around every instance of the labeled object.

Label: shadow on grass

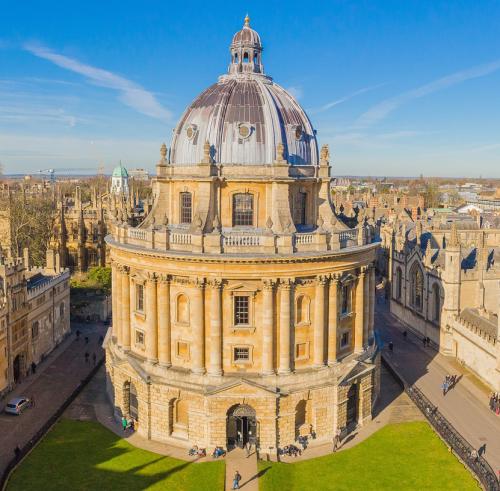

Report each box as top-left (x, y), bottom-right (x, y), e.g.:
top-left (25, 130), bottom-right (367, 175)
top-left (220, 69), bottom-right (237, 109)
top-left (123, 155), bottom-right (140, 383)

top-left (7, 419), bottom-right (224, 491)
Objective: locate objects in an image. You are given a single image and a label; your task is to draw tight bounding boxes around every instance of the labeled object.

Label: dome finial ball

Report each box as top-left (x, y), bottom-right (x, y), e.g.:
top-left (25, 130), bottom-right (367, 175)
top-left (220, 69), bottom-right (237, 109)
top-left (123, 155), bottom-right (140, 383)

top-left (244, 14), bottom-right (250, 27)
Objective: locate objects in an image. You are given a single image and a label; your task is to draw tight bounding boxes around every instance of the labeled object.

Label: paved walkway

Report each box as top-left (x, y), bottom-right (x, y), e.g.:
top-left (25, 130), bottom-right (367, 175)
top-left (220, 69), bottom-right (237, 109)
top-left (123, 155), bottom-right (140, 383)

top-left (0, 322), bottom-right (106, 475)
top-left (225, 448), bottom-right (258, 491)
top-left (376, 300), bottom-right (500, 474)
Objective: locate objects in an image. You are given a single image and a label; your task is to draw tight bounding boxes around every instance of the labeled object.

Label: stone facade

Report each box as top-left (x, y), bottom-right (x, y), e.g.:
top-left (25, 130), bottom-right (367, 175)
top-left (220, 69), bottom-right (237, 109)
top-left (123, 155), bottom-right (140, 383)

top-left (105, 18), bottom-right (380, 455)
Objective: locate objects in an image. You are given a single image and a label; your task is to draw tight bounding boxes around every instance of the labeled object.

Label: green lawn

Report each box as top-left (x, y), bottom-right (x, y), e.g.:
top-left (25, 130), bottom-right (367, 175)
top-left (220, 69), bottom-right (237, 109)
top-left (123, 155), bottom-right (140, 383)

top-left (7, 419), bottom-right (224, 491)
top-left (259, 422), bottom-right (479, 491)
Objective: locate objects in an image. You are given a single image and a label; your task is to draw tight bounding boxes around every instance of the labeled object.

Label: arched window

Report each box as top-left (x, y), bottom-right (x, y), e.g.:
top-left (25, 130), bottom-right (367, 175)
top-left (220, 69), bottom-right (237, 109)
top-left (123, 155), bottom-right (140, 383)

top-left (232, 193), bottom-right (254, 226)
top-left (296, 295), bottom-right (310, 324)
top-left (432, 283), bottom-right (441, 322)
top-left (410, 264), bottom-right (424, 311)
top-left (341, 284), bottom-right (351, 315)
top-left (179, 192), bottom-right (192, 224)
top-left (176, 294), bottom-right (189, 324)
top-left (124, 381), bottom-right (139, 420)
top-left (253, 52), bottom-right (258, 64)
top-left (395, 267), bottom-right (402, 300)
top-left (292, 192), bottom-right (307, 226)
top-left (234, 53), bottom-right (238, 63)
top-left (243, 52), bottom-right (249, 63)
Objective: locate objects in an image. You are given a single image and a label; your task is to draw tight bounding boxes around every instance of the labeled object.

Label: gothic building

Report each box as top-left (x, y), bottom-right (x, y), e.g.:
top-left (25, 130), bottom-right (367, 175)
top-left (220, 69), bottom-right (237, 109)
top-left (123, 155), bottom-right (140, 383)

top-left (105, 18), bottom-right (380, 454)
top-left (382, 217), bottom-right (500, 391)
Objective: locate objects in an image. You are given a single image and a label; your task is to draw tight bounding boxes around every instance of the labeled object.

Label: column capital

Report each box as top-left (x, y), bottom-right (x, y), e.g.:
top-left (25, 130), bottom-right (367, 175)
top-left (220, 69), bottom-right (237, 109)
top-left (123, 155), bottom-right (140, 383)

top-left (316, 275), bottom-right (328, 286)
top-left (116, 264), bottom-right (129, 275)
top-left (158, 274), bottom-right (171, 285)
top-left (190, 277), bottom-right (206, 289)
top-left (329, 273), bottom-right (341, 284)
top-left (262, 278), bottom-right (277, 290)
top-left (279, 278), bottom-right (294, 290)
top-left (146, 271), bottom-right (158, 283)
top-left (207, 278), bottom-right (223, 289)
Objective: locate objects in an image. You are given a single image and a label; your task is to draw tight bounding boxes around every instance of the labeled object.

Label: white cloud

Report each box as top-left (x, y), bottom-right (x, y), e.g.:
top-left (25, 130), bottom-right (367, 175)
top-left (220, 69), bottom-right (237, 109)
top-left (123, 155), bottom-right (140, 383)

top-left (24, 43), bottom-right (172, 120)
top-left (310, 84), bottom-right (386, 114)
top-left (357, 59), bottom-right (500, 127)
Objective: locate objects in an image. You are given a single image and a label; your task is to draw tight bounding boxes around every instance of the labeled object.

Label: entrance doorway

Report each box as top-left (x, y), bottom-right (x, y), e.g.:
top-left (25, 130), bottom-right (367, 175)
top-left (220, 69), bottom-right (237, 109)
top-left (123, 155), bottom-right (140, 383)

top-left (13, 355), bottom-right (21, 383)
top-left (226, 404), bottom-right (257, 450)
top-left (346, 383), bottom-right (358, 427)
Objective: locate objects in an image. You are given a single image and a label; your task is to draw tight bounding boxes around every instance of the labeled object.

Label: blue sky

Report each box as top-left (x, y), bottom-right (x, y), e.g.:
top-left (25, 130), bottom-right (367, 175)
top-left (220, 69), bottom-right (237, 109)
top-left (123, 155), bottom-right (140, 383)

top-left (1, 0), bottom-right (500, 177)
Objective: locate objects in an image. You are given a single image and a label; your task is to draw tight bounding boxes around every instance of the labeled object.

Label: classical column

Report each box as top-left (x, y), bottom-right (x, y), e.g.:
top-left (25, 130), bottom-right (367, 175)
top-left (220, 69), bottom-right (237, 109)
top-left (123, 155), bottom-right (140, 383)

top-left (111, 263), bottom-right (120, 343)
top-left (313, 276), bottom-right (327, 367)
top-left (157, 276), bottom-right (171, 367)
top-left (363, 267), bottom-right (370, 344)
top-left (278, 279), bottom-right (292, 374)
top-left (354, 268), bottom-right (366, 352)
top-left (369, 267), bottom-right (375, 339)
top-left (191, 279), bottom-right (205, 374)
top-left (121, 266), bottom-right (131, 350)
top-left (145, 275), bottom-right (158, 363)
top-left (261, 279), bottom-right (275, 375)
top-left (208, 279), bottom-right (223, 376)
top-left (327, 275), bottom-right (339, 365)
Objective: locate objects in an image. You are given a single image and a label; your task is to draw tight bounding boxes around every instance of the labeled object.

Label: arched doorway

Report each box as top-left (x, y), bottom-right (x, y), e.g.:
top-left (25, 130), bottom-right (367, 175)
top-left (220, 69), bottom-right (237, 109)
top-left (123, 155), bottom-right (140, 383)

top-left (13, 355), bottom-right (21, 383)
top-left (346, 384), bottom-right (358, 427)
top-left (226, 404), bottom-right (257, 450)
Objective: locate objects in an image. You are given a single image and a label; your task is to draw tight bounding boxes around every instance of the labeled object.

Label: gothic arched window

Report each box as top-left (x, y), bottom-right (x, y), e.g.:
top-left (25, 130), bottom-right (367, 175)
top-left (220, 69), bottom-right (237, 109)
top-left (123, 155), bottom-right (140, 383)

top-left (410, 264), bottom-right (424, 311)
top-left (432, 283), bottom-right (441, 322)
top-left (395, 267), bottom-right (402, 300)
top-left (232, 193), bottom-right (254, 226)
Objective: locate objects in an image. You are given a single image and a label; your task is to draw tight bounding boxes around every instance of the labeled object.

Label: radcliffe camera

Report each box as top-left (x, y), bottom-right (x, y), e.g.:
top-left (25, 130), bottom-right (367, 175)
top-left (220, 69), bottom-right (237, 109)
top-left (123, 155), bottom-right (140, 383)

top-left (0, 3), bottom-right (499, 491)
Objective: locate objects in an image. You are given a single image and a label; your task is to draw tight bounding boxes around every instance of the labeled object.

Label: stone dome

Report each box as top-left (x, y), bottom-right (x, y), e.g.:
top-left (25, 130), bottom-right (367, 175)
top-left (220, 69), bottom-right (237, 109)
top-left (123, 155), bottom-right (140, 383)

top-left (169, 17), bottom-right (318, 167)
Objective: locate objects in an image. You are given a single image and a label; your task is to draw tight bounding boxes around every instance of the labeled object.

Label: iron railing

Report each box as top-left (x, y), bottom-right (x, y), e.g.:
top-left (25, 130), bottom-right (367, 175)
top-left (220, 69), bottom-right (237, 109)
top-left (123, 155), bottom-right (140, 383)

top-left (382, 355), bottom-right (499, 491)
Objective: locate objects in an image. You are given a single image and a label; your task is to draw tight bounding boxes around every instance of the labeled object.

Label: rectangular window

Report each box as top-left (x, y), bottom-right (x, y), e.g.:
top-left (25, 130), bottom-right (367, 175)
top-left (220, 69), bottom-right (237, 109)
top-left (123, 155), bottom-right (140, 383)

top-left (295, 343), bottom-right (307, 359)
top-left (234, 347), bottom-right (250, 361)
top-left (135, 330), bottom-right (144, 346)
top-left (136, 284), bottom-right (144, 312)
top-left (234, 296), bottom-right (249, 325)
top-left (341, 285), bottom-right (350, 315)
top-left (31, 322), bottom-right (39, 339)
top-left (292, 192), bottom-right (307, 226)
top-left (180, 192), bottom-right (192, 224)
top-left (340, 332), bottom-right (349, 348)
top-left (232, 193), bottom-right (254, 226)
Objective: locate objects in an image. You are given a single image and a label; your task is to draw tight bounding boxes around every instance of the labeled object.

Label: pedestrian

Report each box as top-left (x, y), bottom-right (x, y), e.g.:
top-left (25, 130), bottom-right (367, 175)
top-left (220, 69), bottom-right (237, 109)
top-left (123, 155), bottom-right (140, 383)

top-left (333, 427), bottom-right (342, 452)
top-left (98, 335), bottom-right (104, 344)
top-left (92, 353), bottom-right (97, 366)
top-left (85, 336), bottom-right (89, 344)
top-left (232, 470), bottom-right (241, 490)
top-left (31, 361), bottom-right (37, 375)
top-left (426, 337), bottom-right (431, 346)
top-left (403, 330), bottom-right (407, 339)
top-left (422, 337), bottom-right (426, 347)
top-left (122, 416), bottom-right (128, 431)
top-left (14, 446), bottom-right (21, 459)
top-left (30, 395), bottom-right (35, 408)
top-left (442, 380), bottom-right (448, 396)
top-left (245, 441), bottom-right (251, 457)
top-left (76, 329), bottom-right (81, 341)
top-left (388, 341), bottom-right (393, 353)
top-left (85, 352), bottom-right (89, 363)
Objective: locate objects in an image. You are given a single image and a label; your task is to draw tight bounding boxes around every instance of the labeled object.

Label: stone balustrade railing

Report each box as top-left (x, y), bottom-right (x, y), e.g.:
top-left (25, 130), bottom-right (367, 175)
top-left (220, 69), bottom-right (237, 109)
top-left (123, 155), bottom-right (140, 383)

top-left (112, 223), bottom-right (373, 255)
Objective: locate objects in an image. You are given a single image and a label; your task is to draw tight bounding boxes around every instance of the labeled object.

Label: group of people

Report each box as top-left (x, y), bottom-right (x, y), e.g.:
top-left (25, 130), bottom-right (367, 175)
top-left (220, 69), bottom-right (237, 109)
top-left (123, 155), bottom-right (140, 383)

top-left (121, 416), bottom-right (137, 432)
top-left (188, 445), bottom-right (206, 457)
top-left (441, 374), bottom-right (459, 396)
top-left (212, 446), bottom-right (226, 458)
top-left (489, 393), bottom-right (500, 415)
top-left (278, 444), bottom-right (302, 457)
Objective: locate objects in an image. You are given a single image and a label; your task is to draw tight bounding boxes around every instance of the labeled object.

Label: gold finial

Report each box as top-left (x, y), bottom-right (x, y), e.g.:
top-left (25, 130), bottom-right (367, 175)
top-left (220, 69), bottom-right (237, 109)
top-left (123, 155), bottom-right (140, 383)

top-left (244, 14), bottom-right (250, 27)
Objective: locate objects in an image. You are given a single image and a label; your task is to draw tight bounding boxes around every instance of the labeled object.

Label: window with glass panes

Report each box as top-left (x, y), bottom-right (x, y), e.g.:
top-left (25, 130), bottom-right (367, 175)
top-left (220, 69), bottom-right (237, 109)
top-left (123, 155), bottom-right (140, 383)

top-left (180, 192), bottom-right (192, 224)
top-left (232, 193), bottom-right (253, 226)
top-left (293, 192), bottom-right (307, 225)
top-left (136, 284), bottom-right (144, 311)
top-left (234, 296), bottom-right (249, 325)
top-left (234, 347), bottom-right (250, 361)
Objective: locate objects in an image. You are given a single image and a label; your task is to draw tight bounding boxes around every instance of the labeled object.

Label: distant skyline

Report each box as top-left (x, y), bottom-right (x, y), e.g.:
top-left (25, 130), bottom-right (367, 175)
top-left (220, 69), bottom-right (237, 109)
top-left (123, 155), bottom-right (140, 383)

top-left (1, 1), bottom-right (500, 177)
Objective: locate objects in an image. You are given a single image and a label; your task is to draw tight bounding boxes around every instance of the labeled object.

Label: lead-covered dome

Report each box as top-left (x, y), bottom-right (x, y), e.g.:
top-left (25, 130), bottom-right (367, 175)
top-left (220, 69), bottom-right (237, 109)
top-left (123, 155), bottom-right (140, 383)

top-left (169, 16), bottom-right (318, 166)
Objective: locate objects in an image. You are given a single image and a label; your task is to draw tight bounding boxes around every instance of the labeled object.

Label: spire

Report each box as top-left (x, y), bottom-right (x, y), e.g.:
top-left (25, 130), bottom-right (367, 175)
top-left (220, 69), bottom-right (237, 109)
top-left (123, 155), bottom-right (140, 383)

top-left (244, 14), bottom-right (250, 27)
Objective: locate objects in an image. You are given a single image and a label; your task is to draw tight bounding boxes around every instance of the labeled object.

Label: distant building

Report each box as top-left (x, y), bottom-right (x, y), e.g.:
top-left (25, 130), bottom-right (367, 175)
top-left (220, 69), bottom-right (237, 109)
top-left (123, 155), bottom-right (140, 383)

top-left (128, 168), bottom-right (150, 181)
top-left (110, 162), bottom-right (129, 195)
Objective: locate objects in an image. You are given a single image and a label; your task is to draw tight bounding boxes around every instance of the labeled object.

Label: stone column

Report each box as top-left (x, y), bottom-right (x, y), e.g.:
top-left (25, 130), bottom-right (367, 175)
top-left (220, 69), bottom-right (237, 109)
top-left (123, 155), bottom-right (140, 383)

top-left (278, 279), bottom-right (292, 374)
top-left (363, 267), bottom-right (370, 344)
top-left (327, 275), bottom-right (339, 365)
top-left (111, 263), bottom-right (120, 343)
top-left (369, 267), bottom-right (375, 339)
top-left (157, 276), bottom-right (171, 367)
top-left (313, 276), bottom-right (327, 367)
top-left (208, 279), bottom-right (223, 376)
top-left (121, 266), bottom-right (131, 350)
top-left (191, 279), bottom-right (205, 374)
top-left (354, 269), bottom-right (366, 352)
top-left (261, 279), bottom-right (275, 375)
top-left (145, 275), bottom-right (158, 363)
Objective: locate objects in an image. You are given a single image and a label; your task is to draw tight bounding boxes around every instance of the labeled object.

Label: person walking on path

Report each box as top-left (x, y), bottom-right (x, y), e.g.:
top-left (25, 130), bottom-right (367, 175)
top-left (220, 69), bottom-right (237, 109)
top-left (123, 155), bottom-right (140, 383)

top-left (442, 379), bottom-right (449, 396)
top-left (84, 352), bottom-right (89, 364)
top-left (122, 416), bottom-right (128, 432)
top-left (333, 427), bottom-right (342, 452)
top-left (30, 395), bottom-right (35, 408)
top-left (92, 353), bottom-right (97, 366)
top-left (232, 471), bottom-right (241, 490)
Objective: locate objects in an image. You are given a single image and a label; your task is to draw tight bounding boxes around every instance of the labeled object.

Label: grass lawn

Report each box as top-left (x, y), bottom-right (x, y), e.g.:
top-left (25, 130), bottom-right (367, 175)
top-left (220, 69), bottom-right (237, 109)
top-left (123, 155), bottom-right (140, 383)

top-left (259, 422), bottom-right (479, 491)
top-left (7, 419), bottom-right (224, 491)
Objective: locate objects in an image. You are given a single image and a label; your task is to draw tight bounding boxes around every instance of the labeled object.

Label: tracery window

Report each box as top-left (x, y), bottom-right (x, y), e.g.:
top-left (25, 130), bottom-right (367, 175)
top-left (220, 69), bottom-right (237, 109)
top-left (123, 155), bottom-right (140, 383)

top-left (232, 193), bottom-right (254, 226)
top-left (180, 192), bottom-right (192, 224)
top-left (410, 264), bottom-right (424, 311)
top-left (432, 283), bottom-right (441, 322)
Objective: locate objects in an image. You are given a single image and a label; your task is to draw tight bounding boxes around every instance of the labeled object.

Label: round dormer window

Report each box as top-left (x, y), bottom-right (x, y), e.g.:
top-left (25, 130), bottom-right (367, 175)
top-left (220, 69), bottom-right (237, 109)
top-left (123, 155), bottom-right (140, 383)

top-left (238, 123), bottom-right (251, 139)
top-left (294, 125), bottom-right (303, 140)
top-left (186, 124), bottom-right (197, 140)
